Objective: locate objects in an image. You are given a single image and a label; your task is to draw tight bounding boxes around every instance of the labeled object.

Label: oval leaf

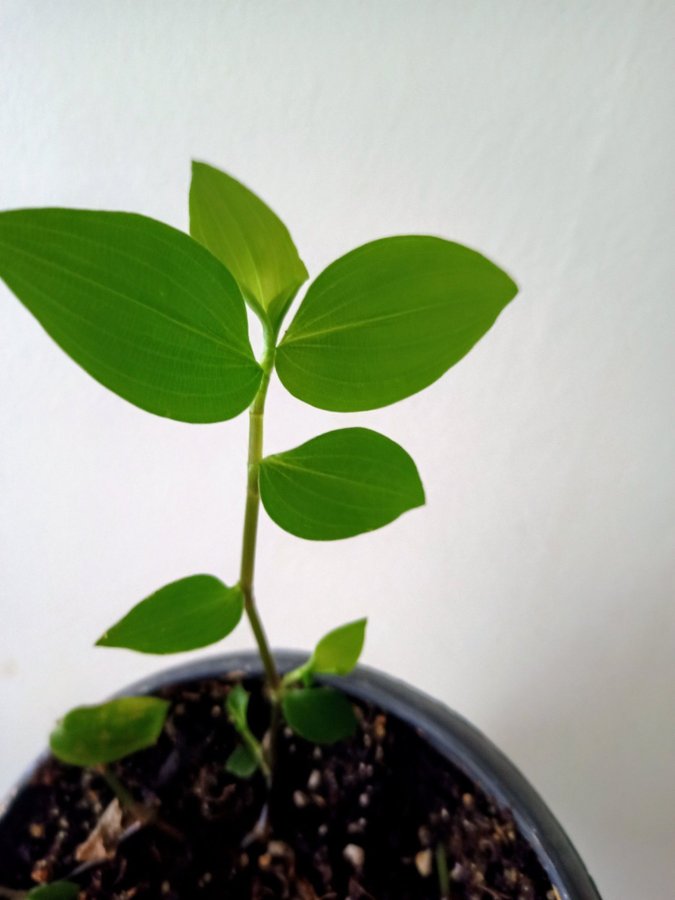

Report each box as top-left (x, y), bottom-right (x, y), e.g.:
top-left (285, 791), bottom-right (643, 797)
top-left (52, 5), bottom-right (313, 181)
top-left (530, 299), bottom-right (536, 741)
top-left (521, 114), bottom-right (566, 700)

top-left (27, 884), bottom-right (80, 899)
top-left (0, 208), bottom-right (262, 422)
top-left (226, 743), bottom-right (259, 779)
top-left (96, 575), bottom-right (243, 655)
top-left (260, 427), bottom-right (425, 540)
top-left (50, 696), bottom-right (169, 766)
top-left (190, 162), bottom-right (308, 329)
top-left (282, 687), bottom-right (357, 744)
top-left (276, 235), bottom-right (517, 411)
top-left (226, 683), bottom-right (250, 731)
top-left (311, 618), bottom-right (367, 676)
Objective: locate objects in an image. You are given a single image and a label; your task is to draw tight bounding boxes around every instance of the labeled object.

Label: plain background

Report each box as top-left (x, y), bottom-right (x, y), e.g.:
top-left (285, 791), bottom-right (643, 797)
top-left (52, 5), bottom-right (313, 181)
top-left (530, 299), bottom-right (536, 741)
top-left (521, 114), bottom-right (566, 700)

top-left (1, 2), bottom-right (673, 897)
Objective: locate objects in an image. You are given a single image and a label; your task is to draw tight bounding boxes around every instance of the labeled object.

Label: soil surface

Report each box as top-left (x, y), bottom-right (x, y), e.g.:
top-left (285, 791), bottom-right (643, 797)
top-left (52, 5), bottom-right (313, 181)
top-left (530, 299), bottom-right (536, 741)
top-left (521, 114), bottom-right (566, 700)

top-left (0, 675), bottom-right (557, 899)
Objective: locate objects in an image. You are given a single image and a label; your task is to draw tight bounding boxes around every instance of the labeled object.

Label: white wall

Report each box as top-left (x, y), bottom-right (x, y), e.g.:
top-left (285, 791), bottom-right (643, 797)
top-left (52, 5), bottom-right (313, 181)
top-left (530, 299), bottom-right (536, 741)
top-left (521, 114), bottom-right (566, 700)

top-left (1, 2), bottom-right (673, 896)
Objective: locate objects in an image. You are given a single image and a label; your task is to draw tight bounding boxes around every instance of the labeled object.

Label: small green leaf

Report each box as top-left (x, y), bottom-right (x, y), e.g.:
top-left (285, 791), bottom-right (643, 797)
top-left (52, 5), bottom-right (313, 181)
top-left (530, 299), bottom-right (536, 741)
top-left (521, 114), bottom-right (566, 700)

top-left (27, 884), bottom-right (80, 899)
top-left (49, 696), bottom-right (169, 766)
top-left (190, 161), bottom-right (308, 329)
top-left (282, 687), bottom-right (357, 744)
top-left (226, 683), bottom-right (250, 731)
top-left (276, 235), bottom-right (517, 411)
top-left (0, 208), bottom-right (262, 422)
top-left (260, 427), bottom-right (425, 540)
top-left (225, 685), bottom-right (268, 779)
top-left (226, 743), bottom-right (259, 779)
top-left (311, 618), bottom-right (367, 675)
top-left (96, 575), bottom-right (244, 655)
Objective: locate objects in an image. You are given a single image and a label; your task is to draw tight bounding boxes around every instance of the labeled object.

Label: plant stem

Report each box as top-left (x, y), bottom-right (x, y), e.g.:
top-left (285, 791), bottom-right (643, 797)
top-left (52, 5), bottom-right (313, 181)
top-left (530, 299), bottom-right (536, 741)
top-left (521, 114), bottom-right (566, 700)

top-left (99, 766), bottom-right (136, 810)
top-left (239, 326), bottom-right (280, 695)
top-left (436, 843), bottom-right (451, 899)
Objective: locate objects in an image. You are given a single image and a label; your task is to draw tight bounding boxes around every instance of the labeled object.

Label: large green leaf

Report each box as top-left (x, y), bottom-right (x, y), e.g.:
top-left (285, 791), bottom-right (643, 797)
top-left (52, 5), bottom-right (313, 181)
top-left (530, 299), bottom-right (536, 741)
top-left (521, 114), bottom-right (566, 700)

top-left (50, 696), bottom-right (169, 766)
top-left (0, 208), bottom-right (262, 422)
top-left (276, 235), bottom-right (517, 411)
top-left (96, 575), bottom-right (244, 655)
top-left (259, 427), bottom-right (424, 540)
top-left (190, 161), bottom-right (308, 330)
top-left (282, 687), bottom-right (357, 744)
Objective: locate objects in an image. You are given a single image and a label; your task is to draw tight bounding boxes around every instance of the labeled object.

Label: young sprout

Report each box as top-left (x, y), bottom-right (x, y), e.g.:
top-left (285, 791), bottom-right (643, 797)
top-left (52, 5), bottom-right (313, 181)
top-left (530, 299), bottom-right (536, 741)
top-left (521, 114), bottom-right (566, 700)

top-left (0, 162), bottom-right (517, 885)
top-left (225, 684), bottom-right (269, 780)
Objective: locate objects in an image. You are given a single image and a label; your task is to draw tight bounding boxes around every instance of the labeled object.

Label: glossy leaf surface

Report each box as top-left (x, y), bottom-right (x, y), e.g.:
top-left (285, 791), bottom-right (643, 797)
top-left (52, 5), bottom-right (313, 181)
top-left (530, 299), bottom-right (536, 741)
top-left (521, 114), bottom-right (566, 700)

top-left (190, 161), bottom-right (308, 329)
top-left (311, 618), bottom-right (367, 675)
top-left (277, 236), bottom-right (517, 411)
top-left (50, 697), bottom-right (169, 766)
top-left (96, 575), bottom-right (244, 655)
top-left (0, 208), bottom-right (262, 422)
top-left (260, 427), bottom-right (425, 540)
top-left (282, 686), bottom-right (357, 744)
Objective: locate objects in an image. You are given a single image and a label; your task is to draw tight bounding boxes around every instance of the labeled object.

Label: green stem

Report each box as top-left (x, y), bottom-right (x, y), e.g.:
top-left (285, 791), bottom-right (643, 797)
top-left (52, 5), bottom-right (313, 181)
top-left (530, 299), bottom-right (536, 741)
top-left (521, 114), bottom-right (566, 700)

top-left (282, 660), bottom-right (313, 687)
top-left (436, 843), bottom-right (451, 899)
top-left (239, 326), bottom-right (280, 695)
top-left (96, 766), bottom-right (183, 842)
top-left (243, 727), bottom-right (271, 781)
top-left (98, 765), bottom-right (137, 810)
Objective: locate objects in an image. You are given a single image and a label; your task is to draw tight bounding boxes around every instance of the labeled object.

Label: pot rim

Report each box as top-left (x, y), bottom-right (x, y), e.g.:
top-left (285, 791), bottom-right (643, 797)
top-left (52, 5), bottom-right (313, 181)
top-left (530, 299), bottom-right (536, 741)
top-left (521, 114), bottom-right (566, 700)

top-left (2, 650), bottom-right (601, 899)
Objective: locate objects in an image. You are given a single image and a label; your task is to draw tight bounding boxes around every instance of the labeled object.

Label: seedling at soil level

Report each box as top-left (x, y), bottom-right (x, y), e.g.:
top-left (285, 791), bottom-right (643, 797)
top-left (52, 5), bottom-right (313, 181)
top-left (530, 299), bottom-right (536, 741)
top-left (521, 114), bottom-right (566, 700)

top-left (0, 163), bottom-right (517, 895)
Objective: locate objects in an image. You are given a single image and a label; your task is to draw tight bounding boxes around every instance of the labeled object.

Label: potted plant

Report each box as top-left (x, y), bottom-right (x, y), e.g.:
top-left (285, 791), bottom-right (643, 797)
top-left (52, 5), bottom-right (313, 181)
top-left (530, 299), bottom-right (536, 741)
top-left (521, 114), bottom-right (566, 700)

top-left (0, 163), bottom-right (600, 899)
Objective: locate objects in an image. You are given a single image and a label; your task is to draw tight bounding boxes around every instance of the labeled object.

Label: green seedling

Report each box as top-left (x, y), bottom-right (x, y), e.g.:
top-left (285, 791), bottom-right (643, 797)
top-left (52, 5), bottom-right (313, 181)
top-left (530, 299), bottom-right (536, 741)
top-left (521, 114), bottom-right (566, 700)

top-left (0, 162), bottom-right (517, 888)
top-left (226, 684), bottom-right (268, 780)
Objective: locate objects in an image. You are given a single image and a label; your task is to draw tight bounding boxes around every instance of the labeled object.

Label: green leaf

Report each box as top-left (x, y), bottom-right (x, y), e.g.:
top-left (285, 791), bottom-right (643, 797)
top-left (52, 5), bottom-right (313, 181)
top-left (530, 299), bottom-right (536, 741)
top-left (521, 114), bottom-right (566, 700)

top-left (49, 696), bottom-right (169, 766)
top-left (96, 575), bottom-right (244, 655)
top-left (27, 884), bottom-right (80, 899)
top-left (0, 208), bottom-right (262, 423)
top-left (225, 685), bottom-right (268, 778)
top-left (282, 687), bottom-right (357, 744)
top-left (260, 427), bottom-right (425, 540)
top-left (225, 742), bottom-right (259, 779)
top-left (311, 618), bottom-right (367, 675)
top-left (190, 161), bottom-right (308, 330)
top-left (226, 683), bottom-right (250, 732)
top-left (276, 235), bottom-right (517, 411)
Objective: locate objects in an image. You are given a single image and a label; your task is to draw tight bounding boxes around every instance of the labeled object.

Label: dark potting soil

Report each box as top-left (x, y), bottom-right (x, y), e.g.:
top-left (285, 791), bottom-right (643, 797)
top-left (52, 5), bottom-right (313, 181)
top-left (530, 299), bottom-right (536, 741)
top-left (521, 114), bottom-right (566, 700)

top-left (0, 675), bottom-right (557, 899)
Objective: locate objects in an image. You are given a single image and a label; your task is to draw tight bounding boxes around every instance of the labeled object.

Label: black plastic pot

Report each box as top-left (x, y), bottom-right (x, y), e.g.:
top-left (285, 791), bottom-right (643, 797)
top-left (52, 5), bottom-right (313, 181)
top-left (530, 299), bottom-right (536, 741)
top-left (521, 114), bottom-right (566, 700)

top-left (2, 651), bottom-right (601, 899)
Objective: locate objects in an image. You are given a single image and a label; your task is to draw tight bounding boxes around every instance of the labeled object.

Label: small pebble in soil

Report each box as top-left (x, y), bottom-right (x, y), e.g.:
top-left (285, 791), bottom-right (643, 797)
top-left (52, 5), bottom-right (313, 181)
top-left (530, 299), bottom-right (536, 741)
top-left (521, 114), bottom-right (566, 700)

top-left (343, 843), bottom-right (365, 870)
top-left (415, 848), bottom-right (433, 877)
top-left (347, 817), bottom-right (367, 834)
